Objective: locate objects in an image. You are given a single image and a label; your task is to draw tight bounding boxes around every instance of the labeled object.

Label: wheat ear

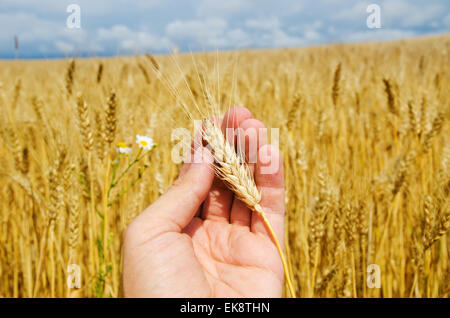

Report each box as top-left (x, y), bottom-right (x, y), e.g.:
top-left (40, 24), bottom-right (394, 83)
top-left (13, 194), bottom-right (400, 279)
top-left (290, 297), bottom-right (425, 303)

top-left (202, 120), bottom-right (296, 298)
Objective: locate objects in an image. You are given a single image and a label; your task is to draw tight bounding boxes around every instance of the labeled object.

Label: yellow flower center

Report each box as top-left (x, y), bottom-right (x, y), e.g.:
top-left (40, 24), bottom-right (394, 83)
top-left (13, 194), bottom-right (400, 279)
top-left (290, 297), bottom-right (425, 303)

top-left (116, 142), bottom-right (127, 148)
top-left (140, 140), bottom-right (148, 147)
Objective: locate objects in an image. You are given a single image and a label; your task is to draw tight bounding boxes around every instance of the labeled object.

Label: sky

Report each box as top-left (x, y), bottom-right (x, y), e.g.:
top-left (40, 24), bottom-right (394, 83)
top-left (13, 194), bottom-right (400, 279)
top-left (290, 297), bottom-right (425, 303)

top-left (0, 0), bottom-right (449, 59)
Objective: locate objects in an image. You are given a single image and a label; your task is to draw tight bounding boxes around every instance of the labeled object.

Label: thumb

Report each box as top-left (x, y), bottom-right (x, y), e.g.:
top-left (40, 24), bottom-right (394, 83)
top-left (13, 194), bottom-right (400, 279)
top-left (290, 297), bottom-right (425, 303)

top-left (138, 146), bottom-right (214, 232)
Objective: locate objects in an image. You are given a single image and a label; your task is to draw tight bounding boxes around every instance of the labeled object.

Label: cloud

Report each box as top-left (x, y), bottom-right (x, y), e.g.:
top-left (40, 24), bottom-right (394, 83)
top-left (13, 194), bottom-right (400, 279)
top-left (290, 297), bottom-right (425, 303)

top-left (0, 10), bottom-right (172, 57)
top-left (165, 15), bottom-right (306, 50)
top-left (333, 1), bottom-right (371, 22)
top-left (0, 0), bottom-right (167, 15)
top-left (196, 0), bottom-right (251, 17)
top-left (135, 0), bottom-right (168, 9)
top-left (345, 29), bottom-right (417, 43)
top-left (244, 16), bottom-right (307, 47)
top-left (197, 0), bottom-right (305, 18)
top-left (55, 41), bottom-right (75, 53)
top-left (0, 11), bottom-right (91, 57)
top-left (166, 18), bottom-right (227, 39)
top-left (0, 12), bottom-right (69, 43)
top-left (245, 17), bottom-right (281, 31)
top-left (444, 13), bottom-right (450, 27)
top-left (382, 0), bottom-right (443, 28)
top-left (166, 18), bottom-right (246, 49)
top-left (97, 25), bottom-right (172, 52)
top-left (262, 29), bottom-right (304, 47)
top-left (225, 29), bottom-right (252, 48)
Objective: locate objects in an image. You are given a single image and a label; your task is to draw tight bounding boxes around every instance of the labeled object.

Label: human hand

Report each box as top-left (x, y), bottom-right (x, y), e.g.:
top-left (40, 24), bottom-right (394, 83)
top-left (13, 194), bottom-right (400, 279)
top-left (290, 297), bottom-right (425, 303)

top-left (123, 107), bottom-right (285, 297)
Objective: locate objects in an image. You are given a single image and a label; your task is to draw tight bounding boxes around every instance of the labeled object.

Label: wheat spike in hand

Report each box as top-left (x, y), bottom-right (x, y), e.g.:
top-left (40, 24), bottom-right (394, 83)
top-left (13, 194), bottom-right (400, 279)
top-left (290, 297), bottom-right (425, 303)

top-left (123, 107), bottom-right (293, 297)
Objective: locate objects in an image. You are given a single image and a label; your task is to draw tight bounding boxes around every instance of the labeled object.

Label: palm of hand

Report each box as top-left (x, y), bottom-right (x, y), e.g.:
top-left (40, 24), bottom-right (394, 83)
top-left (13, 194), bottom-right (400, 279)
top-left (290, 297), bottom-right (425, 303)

top-left (123, 188), bottom-right (284, 298)
top-left (181, 216), bottom-right (282, 297)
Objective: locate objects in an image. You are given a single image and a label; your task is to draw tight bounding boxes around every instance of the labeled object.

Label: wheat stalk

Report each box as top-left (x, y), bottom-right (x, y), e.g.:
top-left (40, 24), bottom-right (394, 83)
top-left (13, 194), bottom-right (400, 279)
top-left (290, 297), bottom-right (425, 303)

top-left (76, 94), bottom-right (93, 153)
top-left (65, 59), bottom-right (76, 96)
top-left (137, 62), bottom-right (150, 84)
top-left (12, 78), bottom-right (21, 110)
top-left (94, 111), bottom-right (106, 161)
top-left (331, 63), bottom-right (341, 107)
top-left (96, 63), bottom-right (104, 83)
top-left (383, 78), bottom-right (397, 115)
top-left (202, 119), bottom-right (297, 298)
top-left (424, 199), bottom-right (450, 251)
top-left (105, 90), bottom-right (117, 146)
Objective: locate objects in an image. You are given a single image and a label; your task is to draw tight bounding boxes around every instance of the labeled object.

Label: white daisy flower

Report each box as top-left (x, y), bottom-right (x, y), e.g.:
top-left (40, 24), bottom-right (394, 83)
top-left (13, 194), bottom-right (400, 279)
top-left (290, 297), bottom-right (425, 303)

top-left (136, 135), bottom-right (155, 151)
top-left (116, 142), bottom-right (132, 154)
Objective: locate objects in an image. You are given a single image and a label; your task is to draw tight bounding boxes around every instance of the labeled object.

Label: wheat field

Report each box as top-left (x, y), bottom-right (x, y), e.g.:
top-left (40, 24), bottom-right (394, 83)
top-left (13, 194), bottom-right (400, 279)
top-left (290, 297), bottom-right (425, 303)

top-left (0, 34), bottom-right (449, 298)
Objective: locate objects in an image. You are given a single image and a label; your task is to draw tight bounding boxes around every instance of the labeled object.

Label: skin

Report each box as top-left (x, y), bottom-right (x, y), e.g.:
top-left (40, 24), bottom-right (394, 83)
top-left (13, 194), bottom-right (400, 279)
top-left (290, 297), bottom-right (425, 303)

top-left (123, 107), bottom-right (285, 297)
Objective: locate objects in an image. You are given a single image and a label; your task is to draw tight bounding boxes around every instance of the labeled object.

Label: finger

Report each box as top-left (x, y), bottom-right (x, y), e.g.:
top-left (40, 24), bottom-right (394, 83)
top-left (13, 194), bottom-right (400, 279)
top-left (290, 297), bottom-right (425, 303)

top-left (221, 106), bottom-right (252, 146)
top-left (230, 118), bottom-right (267, 227)
top-left (182, 216), bottom-right (203, 237)
top-left (137, 147), bottom-right (214, 232)
top-left (237, 118), bottom-right (267, 173)
top-left (177, 127), bottom-right (203, 179)
top-left (201, 178), bottom-right (233, 223)
top-left (201, 107), bottom-right (252, 223)
top-left (229, 198), bottom-right (251, 227)
top-left (177, 161), bottom-right (191, 179)
top-left (177, 127), bottom-right (206, 218)
top-left (251, 145), bottom-right (285, 245)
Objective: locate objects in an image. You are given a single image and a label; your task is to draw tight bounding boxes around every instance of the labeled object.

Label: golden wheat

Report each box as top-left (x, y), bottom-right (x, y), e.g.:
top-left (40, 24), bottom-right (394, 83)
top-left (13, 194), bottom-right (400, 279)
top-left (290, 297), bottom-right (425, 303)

top-left (0, 35), bottom-right (449, 298)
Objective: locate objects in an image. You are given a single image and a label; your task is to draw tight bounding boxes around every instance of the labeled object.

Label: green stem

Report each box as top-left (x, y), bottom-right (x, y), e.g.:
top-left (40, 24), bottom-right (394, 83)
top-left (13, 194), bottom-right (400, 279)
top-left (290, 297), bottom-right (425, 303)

top-left (108, 165), bottom-right (148, 206)
top-left (108, 149), bottom-right (146, 199)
